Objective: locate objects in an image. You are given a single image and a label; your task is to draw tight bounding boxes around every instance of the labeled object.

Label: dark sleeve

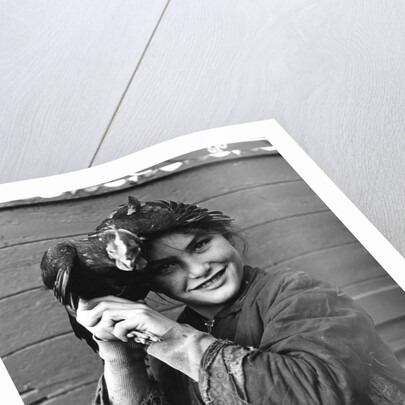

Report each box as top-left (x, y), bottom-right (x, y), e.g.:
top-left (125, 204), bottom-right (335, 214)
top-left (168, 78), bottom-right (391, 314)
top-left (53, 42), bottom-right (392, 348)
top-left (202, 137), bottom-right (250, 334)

top-left (94, 375), bottom-right (108, 405)
top-left (198, 270), bottom-right (380, 404)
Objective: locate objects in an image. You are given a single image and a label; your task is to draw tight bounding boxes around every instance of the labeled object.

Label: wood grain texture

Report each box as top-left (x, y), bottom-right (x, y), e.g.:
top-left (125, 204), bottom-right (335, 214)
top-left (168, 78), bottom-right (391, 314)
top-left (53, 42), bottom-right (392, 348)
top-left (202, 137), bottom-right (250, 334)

top-left (268, 243), bottom-right (385, 289)
top-left (0, 290), bottom-right (70, 356)
top-left (243, 211), bottom-right (358, 267)
top-left (0, 155), bottom-right (296, 248)
top-left (0, 0), bottom-right (168, 183)
top-left (92, 0), bottom-right (405, 257)
top-left (3, 335), bottom-right (101, 404)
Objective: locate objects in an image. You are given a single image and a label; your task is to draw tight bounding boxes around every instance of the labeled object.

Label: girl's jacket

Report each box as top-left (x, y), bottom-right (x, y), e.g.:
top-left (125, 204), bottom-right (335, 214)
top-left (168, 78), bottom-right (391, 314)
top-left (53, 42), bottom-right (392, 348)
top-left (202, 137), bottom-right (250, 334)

top-left (95, 266), bottom-right (405, 404)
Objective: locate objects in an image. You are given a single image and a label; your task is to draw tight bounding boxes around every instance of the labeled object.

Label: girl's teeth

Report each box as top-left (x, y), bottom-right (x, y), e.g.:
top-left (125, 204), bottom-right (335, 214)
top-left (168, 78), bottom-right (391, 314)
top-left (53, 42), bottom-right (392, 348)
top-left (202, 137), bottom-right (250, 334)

top-left (198, 269), bottom-right (224, 289)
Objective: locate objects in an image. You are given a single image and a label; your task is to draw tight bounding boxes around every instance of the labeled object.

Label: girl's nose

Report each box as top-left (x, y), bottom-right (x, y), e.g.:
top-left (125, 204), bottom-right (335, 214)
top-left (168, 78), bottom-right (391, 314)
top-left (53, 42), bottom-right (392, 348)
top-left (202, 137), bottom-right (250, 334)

top-left (187, 260), bottom-right (210, 279)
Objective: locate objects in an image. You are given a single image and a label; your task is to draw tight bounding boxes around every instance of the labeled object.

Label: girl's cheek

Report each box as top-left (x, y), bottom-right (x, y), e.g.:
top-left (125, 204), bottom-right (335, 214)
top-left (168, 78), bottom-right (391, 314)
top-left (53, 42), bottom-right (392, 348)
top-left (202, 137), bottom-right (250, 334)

top-left (154, 276), bottom-right (183, 295)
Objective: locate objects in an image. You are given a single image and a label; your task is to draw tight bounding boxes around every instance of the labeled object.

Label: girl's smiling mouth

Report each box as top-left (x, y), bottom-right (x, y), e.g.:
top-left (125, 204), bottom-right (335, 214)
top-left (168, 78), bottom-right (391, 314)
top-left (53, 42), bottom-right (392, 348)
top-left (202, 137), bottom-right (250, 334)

top-left (188, 266), bottom-right (227, 291)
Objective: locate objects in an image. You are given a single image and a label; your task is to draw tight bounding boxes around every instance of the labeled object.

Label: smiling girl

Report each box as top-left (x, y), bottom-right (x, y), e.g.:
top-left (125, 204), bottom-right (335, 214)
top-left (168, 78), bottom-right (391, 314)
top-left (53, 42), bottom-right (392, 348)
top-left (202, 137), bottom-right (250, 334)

top-left (74, 198), bottom-right (405, 405)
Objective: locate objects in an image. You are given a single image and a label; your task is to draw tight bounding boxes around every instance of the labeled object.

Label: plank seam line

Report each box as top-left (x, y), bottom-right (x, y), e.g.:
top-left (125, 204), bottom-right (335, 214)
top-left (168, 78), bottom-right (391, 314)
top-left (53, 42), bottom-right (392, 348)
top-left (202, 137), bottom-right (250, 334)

top-left (340, 274), bottom-right (393, 290)
top-left (2, 331), bottom-right (73, 358)
top-left (376, 315), bottom-right (405, 330)
top-left (88, 0), bottom-right (172, 167)
top-left (242, 208), bottom-right (334, 231)
top-left (0, 232), bottom-right (88, 250)
top-left (25, 379), bottom-right (99, 404)
top-left (195, 179), bottom-right (304, 203)
top-left (262, 241), bottom-right (360, 268)
top-left (2, 331), bottom-right (73, 359)
top-left (44, 378), bottom-right (98, 392)
top-left (0, 286), bottom-right (44, 302)
top-left (0, 178), bottom-right (303, 249)
top-left (350, 284), bottom-right (401, 300)
top-left (1, 191), bottom-right (335, 250)
top-left (393, 347), bottom-right (405, 356)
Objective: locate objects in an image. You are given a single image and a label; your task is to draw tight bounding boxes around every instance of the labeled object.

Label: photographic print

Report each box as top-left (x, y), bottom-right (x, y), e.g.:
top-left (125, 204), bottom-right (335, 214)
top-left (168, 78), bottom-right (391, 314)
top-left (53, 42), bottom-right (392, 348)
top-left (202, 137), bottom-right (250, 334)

top-left (1, 122), bottom-right (404, 404)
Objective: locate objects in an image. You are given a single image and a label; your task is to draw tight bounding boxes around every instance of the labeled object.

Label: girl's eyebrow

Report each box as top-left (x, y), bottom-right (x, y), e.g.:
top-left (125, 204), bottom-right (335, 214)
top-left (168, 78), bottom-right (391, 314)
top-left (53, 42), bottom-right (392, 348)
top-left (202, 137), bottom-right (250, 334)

top-left (149, 234), bottom-right (206, 266)
top-left (185, 234), bottom-right (205, 250)
top-left (149, 256), bottom-right (177, 267)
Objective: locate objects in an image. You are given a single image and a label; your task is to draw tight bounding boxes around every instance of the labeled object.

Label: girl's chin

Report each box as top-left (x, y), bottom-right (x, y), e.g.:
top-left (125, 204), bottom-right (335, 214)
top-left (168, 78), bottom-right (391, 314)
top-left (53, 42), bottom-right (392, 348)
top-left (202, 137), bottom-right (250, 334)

top-left (193, 284), bottom-right (240, 305)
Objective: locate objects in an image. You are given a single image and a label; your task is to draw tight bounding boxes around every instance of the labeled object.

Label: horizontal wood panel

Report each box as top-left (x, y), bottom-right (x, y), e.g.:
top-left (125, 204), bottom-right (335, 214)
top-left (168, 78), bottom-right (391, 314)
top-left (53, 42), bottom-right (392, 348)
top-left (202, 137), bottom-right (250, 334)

top-left (0, 184), bottom-right (327, 298)
top-left (0, 240), bottom-right (54, 298)
top-left (244, 211), bottom-right (357, 268)
top-left (0, 290), bottom-right (71, 356)
top-left (204, 180), bottom-right (327, 227)
top-left (0, 155), bottom-right (298, 248)
top-left (377, 317), bottom-right (405, 359)
top-left (3, 335), bottom-right (102, 399)
top-left (27, 382), bottom-right (98, 405)
top-left (267, 243), bottom-right (386, 290)
top-left (353, 280), bottom-right (405, 325)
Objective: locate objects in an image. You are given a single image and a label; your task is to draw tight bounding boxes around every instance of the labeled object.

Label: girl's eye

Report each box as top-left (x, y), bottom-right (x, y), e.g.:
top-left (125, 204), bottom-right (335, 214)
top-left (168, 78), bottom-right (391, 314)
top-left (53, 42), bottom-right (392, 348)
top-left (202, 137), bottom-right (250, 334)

top-left (193, 238), bottom-right (210, 252)
top-left (155, 262), bottom-right (178, 276)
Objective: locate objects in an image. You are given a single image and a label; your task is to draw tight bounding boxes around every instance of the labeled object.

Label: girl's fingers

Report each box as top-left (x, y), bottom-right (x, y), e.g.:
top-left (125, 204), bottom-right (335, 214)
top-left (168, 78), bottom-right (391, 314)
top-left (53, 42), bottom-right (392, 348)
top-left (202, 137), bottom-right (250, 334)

top-left (113, 309), bottom-right (177, 341)
top-left (76, 309), bottom-right (136, 341)
top-left (78, 296), bottom-right (137, 310)
top-left (77, 301), bottom-right (147, 328)
top-left (75, 298), bottom-right (174, 343)
top-left (113, 317), bottom-right (145, 341)
top-left (78, 306), bottom-right (140, 328)
top-left (127, 331), bottom-right (162, 345)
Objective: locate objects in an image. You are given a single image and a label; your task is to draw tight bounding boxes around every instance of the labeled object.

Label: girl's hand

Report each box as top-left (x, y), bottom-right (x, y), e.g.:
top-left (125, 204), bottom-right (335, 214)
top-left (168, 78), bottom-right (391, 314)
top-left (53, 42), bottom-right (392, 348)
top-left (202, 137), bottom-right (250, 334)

top-left (76, 296), bottom-right (177, 343)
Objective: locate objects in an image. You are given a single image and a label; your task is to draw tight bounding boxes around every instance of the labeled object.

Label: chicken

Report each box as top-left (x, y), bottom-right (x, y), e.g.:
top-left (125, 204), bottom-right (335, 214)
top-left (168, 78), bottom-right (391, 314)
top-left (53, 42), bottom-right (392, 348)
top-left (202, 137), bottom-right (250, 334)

top-left (40, 226), bottom-right (150, 351)
top-left (41, 196), bottom-right (233, 350)
top-left (96, 195), bottom-right (233, 235)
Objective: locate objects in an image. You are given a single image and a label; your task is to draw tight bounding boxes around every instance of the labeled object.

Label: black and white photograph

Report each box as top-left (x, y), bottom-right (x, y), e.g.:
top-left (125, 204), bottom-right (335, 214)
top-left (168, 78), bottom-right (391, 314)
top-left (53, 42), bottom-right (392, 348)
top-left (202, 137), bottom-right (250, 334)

top-left (1, 128), bottom-right (405, 404)
top-left (2, 2), bottom-right (405, 405)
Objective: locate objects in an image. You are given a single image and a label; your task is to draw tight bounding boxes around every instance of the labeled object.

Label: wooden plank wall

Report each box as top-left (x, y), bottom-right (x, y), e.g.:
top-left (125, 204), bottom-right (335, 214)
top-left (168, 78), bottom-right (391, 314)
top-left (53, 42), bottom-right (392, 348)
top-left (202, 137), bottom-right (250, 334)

top-left (1, 153), bottom-right (404, 404)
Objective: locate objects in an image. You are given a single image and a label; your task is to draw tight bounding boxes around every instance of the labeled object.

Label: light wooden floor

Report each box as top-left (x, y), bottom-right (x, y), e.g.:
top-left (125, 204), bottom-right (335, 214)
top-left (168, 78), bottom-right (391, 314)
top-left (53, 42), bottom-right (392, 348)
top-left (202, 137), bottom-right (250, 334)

top-left (1, 3), bottom-right (405, 266)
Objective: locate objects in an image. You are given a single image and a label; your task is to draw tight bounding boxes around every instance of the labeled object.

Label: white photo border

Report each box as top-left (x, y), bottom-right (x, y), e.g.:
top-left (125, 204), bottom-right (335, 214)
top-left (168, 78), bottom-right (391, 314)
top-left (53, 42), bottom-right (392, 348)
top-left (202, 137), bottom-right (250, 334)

top-left (1, 120), bottom-right (404, 402)
top-left (264, 121), bottom-right (405, 293)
